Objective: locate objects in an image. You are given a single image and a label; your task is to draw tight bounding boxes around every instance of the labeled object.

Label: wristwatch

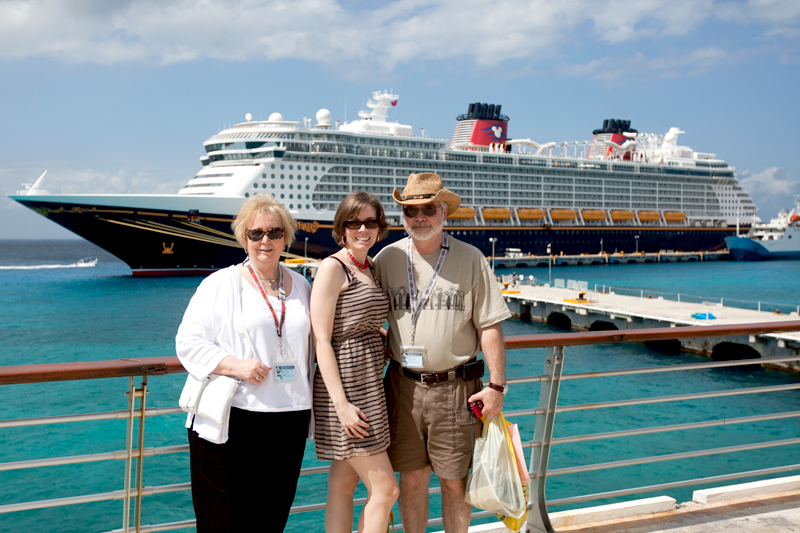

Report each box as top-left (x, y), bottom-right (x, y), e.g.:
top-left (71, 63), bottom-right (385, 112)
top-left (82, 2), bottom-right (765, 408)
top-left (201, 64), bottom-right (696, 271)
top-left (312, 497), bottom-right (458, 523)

top-left (488, 382), bottom-right (508, 396)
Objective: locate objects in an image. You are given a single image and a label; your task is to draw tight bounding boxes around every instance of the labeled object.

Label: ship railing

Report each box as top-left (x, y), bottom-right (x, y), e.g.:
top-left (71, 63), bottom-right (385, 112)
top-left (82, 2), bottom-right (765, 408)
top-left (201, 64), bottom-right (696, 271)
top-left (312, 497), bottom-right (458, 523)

top-left (1, 321), bottom-right (800, 532)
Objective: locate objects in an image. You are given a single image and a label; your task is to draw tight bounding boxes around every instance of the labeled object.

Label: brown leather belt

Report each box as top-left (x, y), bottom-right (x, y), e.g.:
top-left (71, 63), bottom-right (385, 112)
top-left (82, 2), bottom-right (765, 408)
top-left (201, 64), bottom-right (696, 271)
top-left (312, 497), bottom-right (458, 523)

top-left (389, 358), bottom-right (467, 384)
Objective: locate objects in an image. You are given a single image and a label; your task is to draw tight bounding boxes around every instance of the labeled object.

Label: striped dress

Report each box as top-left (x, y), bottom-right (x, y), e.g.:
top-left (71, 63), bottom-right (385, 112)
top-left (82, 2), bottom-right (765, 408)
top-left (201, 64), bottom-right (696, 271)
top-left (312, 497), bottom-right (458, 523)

top-left (313, 258), bottom-right (391, 460)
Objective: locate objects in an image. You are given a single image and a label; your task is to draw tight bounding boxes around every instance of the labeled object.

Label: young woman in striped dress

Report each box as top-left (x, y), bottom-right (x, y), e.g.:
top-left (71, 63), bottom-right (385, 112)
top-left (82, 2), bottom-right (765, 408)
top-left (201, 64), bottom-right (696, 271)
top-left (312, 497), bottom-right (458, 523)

top-left (311, 191), bottom-right (399, 532)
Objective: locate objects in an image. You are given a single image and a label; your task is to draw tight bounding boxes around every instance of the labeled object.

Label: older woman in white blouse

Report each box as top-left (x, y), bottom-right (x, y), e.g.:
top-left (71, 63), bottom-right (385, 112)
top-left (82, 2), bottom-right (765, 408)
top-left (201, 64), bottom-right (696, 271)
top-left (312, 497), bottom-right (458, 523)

top-left (176, 194), bottom-right (313, 533)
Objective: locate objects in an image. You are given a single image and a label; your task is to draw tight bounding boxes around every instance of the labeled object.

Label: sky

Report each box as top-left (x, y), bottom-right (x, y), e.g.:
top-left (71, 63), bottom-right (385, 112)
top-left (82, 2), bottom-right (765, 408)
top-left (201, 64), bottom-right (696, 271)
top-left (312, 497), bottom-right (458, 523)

top-left (1, 0), bottom-right (799, 239)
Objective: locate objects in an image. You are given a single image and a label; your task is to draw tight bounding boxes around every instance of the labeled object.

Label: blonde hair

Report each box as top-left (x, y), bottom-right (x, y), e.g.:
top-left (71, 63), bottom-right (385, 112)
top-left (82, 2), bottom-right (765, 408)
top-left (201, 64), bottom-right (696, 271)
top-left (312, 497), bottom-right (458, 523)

top-left (231, 195), bottom-right (297, 248)
top-left (332, 191), bottom-right (389, 246)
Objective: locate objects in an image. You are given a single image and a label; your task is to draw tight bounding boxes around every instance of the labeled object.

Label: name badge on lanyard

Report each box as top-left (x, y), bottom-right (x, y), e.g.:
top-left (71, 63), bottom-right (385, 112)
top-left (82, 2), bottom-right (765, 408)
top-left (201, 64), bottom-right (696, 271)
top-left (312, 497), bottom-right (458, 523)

top-left (246, 260), bottom-right (296, 382)
top-left (402, 234), bottom-right (449, 368)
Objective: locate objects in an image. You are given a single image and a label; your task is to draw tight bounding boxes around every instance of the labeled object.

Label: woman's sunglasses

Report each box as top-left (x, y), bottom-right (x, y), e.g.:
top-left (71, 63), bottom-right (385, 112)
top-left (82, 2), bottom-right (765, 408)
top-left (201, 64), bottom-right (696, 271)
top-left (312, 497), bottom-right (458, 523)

top-left (343, 219), bottom-right (380, 230)
top-left (403, 205), bottom-right (439, 218)
top-left (246, 227), bottom-right (285, 241)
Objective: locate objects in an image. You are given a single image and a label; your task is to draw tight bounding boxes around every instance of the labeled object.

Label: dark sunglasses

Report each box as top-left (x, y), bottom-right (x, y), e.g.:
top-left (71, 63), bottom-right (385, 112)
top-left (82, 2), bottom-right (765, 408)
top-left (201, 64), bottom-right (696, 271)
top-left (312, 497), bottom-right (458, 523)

top-left (343, 218), bottom-right (380, 230)
top-left (246, 227), bottom-right (285, 241)
top-left (403, 205), bottom-right (439, 218)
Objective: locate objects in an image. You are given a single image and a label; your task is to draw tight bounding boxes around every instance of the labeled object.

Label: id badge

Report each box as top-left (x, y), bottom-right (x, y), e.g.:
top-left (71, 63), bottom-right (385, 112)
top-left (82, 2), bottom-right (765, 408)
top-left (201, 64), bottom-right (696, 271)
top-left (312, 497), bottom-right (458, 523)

top-left (275, 364), bottom-right (296, 382)
top-left (400, 345), bottom-right (427, 369)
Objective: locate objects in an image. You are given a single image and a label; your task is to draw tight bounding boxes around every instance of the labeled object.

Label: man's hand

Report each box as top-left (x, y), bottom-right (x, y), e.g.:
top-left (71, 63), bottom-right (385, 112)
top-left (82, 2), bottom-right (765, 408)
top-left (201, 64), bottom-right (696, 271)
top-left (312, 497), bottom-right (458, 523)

top-left (468, 386), bottom-right (504, 420)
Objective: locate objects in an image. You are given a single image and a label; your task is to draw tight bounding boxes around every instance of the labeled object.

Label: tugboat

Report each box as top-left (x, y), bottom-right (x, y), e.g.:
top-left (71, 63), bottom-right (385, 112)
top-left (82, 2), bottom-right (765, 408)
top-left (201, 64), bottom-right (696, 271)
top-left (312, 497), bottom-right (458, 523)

top-left (726, 198), bottom-right (800, 260)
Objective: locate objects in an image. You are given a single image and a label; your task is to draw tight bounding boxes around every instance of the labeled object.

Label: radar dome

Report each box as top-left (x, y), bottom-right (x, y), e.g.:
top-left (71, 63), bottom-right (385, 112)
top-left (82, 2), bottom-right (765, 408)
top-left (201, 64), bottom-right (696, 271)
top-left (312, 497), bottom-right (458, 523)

top-left (245, 113), bottom-right (252, 122)
top-left (316, 109), bottom-right (332, 125)
top-left (268, 112), bottom-right (284, 122)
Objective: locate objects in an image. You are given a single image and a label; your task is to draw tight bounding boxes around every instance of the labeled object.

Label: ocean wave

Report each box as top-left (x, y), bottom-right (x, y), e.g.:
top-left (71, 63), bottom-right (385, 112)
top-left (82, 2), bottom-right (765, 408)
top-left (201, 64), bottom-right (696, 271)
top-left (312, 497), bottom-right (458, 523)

top-left (0, 262), bottom-right (96, 270)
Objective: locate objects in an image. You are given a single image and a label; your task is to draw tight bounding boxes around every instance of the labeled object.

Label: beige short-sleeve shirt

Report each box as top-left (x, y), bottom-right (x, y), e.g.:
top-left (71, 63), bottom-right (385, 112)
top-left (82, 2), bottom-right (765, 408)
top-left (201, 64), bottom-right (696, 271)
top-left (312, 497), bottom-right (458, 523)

top-left (374, 235), bottom-right (512, 372)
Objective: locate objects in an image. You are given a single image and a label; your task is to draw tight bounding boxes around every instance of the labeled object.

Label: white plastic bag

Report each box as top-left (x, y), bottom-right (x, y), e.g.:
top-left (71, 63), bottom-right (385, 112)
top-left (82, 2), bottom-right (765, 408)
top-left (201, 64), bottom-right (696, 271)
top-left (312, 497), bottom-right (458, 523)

top-left (465, 413), bottom-right (527, 519)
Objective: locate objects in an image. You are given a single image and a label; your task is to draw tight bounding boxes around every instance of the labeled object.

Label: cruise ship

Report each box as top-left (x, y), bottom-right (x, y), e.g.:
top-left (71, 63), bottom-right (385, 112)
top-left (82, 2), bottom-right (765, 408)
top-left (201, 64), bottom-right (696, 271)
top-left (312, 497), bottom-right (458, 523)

top-left (10, 90), bottom-right (757, 275)
top-left (726, 198), bottom-right (800, 260)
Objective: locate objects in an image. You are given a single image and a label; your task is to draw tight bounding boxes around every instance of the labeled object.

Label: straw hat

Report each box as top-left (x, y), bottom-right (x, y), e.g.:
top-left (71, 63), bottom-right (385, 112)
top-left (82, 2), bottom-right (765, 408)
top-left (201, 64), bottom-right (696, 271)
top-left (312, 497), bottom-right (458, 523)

top-left (392, 172), bottom-right (461, 215)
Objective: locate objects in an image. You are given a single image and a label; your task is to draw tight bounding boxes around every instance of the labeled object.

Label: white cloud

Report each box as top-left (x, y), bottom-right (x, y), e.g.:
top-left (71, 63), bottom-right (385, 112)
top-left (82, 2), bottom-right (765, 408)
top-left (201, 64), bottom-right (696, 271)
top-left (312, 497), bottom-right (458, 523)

top-left (739, 167), bottom-right (800, 218)
top-left (1, 0), bottom-right (787, 69)
top-left (1, 167), bottom-right (186, 196)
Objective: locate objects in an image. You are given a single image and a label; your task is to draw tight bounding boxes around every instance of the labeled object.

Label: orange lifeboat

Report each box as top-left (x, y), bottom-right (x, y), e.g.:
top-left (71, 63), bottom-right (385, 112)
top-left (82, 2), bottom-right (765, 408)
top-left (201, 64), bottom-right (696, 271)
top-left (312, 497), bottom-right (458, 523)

top-left (664, 211), bottom-right (686, 222)
top-left (447, 206), bottom-right (476, 219)
top-left (581, 209), bottom-right (607, 221)
top-left (610, 210), bottom-right (635, 221)
top-left (637, 210), bottom-right (661, 222)
top-left (550, 209), bottom-right (577, 221)
top-left (517, 208), bottom-right (545, 220)
top-left (482, 207), bottom-right (512, 220)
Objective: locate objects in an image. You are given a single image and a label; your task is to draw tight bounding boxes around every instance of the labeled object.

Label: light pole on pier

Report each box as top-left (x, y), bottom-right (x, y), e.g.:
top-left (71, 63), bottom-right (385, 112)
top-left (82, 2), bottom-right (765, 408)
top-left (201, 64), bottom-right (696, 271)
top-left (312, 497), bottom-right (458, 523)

top-left (489, 238), bottom-right (497, 273)
top-left (304, 237), bottom-right (308, 260)
top-left (635, 235), bottom-right (640, 254)
top-left (547, 243), bottom-right (552, 286)
top-left (600, 238), bottom-right (603, 254)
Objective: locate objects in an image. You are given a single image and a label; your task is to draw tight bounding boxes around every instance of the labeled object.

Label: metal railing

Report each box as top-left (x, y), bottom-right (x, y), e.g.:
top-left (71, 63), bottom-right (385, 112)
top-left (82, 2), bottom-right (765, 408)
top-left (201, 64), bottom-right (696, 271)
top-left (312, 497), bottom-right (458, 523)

top-left (1, 321), bottom-right (800, 532)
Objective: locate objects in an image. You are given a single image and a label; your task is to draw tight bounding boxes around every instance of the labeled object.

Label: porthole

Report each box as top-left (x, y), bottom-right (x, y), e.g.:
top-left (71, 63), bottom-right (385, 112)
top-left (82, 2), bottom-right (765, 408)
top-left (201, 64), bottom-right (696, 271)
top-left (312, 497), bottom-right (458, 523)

top-left (289, 165), bottom-right (293, 170)
top-left (262, 183), bottom-right (266, 188)
top-left (271, 183), bottom-right (276, 189)
top-left (306, 165), bottom-right (310, 170)
top-left (306, 185), bottom-right (310, 190)
top-left (314, 166), bottom-right (318, 171)
top-left (289, 184), bottom-right (293, 189)
top-left (306, 194), bottom-right (310, 199)
top-left (253, 183), bottom-right (258, 188)
top-left (306, 204), bottom-right (310, 209)
top-left (261, 173), bottom-right (266, 179)
top-left (280, 164), bottom-right (285, 169)
top-left (271, 173), bottom-right (275, 178)
top-left (322, 166), bottom-right (326, 171)
top-left (271, 164), bottom-right (275, 169)
top-left (281, 174), bottom-right (285, 179)
top-left (290, 204), bottom-right (294, 208)
top-left (281, 184), bottom-right (285, 189)
top-left (280, 194), bottom-right (285, 199)
top-left (245, 193), bottom-right (250, 197)
top-left (290, 194), bottom-right (294, 199)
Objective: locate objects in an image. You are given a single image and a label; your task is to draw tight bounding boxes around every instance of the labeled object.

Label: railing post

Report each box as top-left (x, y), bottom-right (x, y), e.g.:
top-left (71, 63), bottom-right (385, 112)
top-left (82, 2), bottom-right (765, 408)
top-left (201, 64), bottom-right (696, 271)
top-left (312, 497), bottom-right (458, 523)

top-left (526, 346), bottom-right (565, 533)
top-left (122, 377), bottom-right (135, 533)
top-left (134, 376), bottom-right (149, 532)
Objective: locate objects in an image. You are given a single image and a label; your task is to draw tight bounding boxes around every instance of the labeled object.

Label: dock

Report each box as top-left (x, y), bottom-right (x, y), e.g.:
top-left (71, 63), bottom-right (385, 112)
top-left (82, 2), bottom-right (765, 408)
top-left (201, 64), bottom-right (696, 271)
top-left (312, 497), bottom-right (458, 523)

top-left (492, 250), bottom-right (728, 268)
top-left (502, 283), bottom-right (800, 371)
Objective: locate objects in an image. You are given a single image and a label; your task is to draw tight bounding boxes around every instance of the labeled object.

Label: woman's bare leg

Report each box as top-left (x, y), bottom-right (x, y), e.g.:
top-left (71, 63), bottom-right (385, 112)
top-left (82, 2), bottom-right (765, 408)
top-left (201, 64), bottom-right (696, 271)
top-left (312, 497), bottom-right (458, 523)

top-left (326, 460), bottom-right (360, 533)
top-left (347, 452), bottom-right (399, 533)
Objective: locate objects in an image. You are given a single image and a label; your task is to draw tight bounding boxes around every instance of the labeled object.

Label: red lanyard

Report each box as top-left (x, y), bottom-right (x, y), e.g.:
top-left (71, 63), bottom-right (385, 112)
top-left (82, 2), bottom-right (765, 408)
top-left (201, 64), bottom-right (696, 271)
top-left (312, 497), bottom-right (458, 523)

top-left (245, 260), bottom-right (286, 352)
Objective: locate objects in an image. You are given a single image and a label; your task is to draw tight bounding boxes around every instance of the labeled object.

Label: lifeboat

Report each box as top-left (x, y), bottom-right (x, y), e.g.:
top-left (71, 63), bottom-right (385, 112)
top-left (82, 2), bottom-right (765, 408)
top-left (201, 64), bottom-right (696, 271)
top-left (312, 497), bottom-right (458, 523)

top-left (610, 210), bottom-right (635, 221)
top-left (664, 211), bottom-right (686, 222)
top-left (447, 206), bottom-right (476, 219)
top-left (637, 210), bottom-right (661, 222)
top-left (482, 207), bottom-right (512, 220)
top-left (581, 209), bottom-right (607, 221)
top-left (549, 209), bottom-right (577, 221)
top-left (517, 208), bottom-right (545, 220)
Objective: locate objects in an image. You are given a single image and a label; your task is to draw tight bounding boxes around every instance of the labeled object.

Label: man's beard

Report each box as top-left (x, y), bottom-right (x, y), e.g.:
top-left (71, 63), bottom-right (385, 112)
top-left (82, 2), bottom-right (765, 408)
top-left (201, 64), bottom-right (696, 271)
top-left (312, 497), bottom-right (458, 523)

top-left (404, 217), bottom-right (445, 241)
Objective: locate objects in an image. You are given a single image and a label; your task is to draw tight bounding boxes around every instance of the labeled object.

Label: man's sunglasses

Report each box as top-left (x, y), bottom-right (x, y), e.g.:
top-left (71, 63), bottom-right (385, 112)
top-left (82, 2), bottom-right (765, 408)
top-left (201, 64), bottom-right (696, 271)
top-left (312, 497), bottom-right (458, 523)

top-left (343, 219), bottom-right (380, 230)
top-left (403, 205), bottom-right (439, 218)
top-left (246, 227), bottom-right (285, 241)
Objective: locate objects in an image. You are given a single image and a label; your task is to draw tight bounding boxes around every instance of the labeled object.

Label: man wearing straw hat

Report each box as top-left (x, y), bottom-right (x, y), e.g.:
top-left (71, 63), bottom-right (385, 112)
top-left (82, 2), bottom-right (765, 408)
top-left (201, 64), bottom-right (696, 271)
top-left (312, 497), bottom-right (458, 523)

top-left (374, 172), bottom-right (511, 533)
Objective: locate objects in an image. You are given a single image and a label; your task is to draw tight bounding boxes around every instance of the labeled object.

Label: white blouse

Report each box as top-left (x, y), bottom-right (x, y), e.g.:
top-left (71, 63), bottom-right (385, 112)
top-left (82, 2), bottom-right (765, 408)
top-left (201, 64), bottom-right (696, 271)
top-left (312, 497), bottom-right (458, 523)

top-left (176, 264), bottom-right (313, 443)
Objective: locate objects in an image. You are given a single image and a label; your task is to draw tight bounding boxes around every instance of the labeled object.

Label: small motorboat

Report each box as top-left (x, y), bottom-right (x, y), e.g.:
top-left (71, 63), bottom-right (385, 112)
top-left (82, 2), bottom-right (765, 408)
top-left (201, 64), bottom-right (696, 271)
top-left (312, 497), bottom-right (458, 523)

top-left (76, 257), bottom-right (98, 267)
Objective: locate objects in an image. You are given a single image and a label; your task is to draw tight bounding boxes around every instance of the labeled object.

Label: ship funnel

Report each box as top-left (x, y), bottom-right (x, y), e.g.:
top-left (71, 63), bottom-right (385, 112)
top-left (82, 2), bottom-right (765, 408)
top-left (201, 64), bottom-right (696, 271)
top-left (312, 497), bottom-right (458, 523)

top-left (451, 102), bottom-right (510, 149)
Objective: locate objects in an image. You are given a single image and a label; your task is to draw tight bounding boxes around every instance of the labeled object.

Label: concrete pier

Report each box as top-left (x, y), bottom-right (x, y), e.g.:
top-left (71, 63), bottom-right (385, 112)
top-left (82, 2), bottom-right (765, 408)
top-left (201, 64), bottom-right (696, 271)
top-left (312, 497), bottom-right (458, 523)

top-left (501, 285), bottom-right (800, 371)
top-left (492, 250), bottom-right (728, 269)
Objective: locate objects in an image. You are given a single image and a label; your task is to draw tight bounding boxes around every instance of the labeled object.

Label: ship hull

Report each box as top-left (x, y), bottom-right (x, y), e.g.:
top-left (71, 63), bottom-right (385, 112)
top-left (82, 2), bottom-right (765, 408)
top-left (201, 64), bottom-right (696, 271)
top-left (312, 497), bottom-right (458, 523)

top-left (13, 195), bottom-right (739, 274)
top-left (725, 236), bottom-right (800, 261)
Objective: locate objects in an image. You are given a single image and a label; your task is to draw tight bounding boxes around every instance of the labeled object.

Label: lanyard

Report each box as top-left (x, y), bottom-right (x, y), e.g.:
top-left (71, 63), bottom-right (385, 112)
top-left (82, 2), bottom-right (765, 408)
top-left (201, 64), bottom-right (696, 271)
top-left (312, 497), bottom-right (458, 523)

top-left (406, 233), bottom-right (449, 344)
top-left (245, 259), bottom-right (286, 357)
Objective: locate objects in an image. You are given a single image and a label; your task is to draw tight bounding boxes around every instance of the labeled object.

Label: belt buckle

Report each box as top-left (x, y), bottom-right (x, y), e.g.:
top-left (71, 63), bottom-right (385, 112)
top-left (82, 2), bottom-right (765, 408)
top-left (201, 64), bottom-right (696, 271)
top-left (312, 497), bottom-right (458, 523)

top-left (421, 373), bottom-right (438, 384)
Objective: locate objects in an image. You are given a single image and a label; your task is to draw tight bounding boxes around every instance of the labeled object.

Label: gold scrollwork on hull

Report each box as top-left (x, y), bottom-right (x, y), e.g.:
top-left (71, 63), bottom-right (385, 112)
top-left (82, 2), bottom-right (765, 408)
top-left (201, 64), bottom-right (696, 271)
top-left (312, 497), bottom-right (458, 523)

top-left (32, 206), bottom-right (99, 217)
top-left (297, 220), bottom-right (320, 233)
top-left (162, 242), bottom-right (175, 254)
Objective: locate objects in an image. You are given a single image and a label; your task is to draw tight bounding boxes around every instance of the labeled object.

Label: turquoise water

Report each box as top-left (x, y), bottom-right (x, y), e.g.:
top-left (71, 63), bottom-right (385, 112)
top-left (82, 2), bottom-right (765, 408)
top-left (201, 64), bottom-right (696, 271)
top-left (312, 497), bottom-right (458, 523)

top-left (1, 240), bottom-right (800, 532)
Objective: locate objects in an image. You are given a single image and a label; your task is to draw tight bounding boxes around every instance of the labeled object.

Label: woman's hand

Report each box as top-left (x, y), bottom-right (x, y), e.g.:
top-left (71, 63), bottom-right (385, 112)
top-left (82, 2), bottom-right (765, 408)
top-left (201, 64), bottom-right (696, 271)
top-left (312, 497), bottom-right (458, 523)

top-left (334, 401), bottom-right (371, 439)
top-left (223, 357), bottom-right (271, 385)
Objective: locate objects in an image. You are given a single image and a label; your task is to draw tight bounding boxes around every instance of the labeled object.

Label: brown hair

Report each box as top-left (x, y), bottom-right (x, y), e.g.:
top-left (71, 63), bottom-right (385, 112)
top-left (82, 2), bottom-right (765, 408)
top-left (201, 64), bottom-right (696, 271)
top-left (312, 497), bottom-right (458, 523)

top-left (332, 191), bottom-right (389, 246)
top-left (231, 194), bottom-right (297, 249)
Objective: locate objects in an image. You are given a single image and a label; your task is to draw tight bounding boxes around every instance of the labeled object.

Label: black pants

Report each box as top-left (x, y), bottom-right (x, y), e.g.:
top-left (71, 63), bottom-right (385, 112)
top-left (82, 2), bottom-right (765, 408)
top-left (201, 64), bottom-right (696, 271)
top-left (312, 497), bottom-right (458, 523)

top-left (188, 407), bottom-right (311, 533)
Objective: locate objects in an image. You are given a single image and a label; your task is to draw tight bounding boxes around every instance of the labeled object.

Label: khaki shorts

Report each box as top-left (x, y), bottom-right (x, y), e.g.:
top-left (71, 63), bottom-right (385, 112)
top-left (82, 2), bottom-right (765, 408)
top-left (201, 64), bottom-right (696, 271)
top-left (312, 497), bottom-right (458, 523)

top-left (384, 365), bottom-right (483, 480)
